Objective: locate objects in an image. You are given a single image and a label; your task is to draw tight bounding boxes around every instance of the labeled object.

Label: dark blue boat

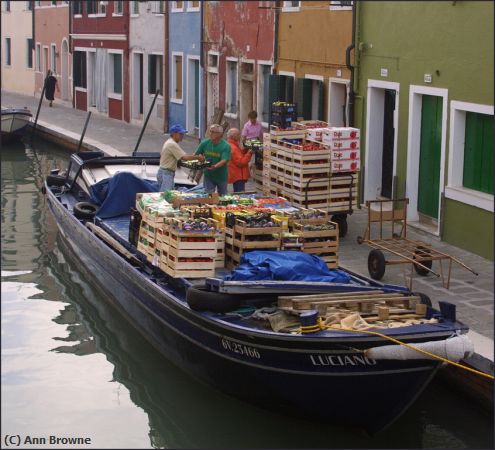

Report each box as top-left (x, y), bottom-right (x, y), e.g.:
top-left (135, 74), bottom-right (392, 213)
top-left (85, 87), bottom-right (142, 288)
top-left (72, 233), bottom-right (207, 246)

top-left (43, 151), bottom-right (472, 434)
top-left (1, 107), bottom-right (32, 141)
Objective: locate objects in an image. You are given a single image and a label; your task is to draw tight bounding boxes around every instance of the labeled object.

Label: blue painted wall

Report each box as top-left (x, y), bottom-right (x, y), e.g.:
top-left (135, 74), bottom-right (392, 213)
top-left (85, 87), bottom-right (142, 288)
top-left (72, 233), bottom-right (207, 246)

top-left (168, 5), bottom-right (203, 138)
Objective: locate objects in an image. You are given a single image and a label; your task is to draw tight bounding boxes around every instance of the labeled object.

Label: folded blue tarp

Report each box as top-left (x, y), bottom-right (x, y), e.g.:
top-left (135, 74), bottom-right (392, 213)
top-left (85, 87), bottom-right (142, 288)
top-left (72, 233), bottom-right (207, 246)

top-left (224, 251), bottom-right (350, 283)
top-left (90, 172), bottom-right (158, 218)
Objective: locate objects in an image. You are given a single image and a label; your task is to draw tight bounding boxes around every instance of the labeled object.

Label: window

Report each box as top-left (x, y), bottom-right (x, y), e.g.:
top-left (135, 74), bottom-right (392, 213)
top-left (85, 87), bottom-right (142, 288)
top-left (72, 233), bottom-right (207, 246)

top-left (330, 1), bottom-right (353, 10)
top-left (226, 59), bottom-right (238, 115)
top-left (5, 1), bottom-right (10, 12)
top-left (131, 0), bottom-right (139, 14)
top-left (207, 52), bottom-right (218, 73)
top-left (51, 0), bottom-right (57, 5)
top-left (36, 1), bottom-right (41, 6)
top-left (187, 1), bottom-right (200, 10)
top-left (172, 53), bottom-right (183, 101)
top-left (257, 63), bottom-right (272, 124)
top-left (282, 1), bottom-right (300, 10)
top-left (51, 44), bottom-right (57, 72)
top-left (87, 0), bottom-right (96, 14)
top-left (73, 0), bottom-right (82, 14)
top-left (463, 112), bottom-right (493, 194)
top-left (26, 1), bottom-right (33, 10)
top-left (446, 101), bottom-right (494, 212)
top-left (27, 38), bottom-right (34, 68)
top-left (148, 54), bottom-right (163, 95)
top-left (5, 38), bottom-right (11, 65)
top-left (113, 0), bottom-right (123, 14)
top-left (74, 51), bottom-right (87, 88)
top-left (172, 1), bottom-right (183, 12)
top-left (36, 43), bottom-right (41, 71)
top-left (109, 53), bottom-right (122, 95)
top-left (156, 0), bottom-right (164, 13)
top-left (98, 0), bottom-right (106, 14)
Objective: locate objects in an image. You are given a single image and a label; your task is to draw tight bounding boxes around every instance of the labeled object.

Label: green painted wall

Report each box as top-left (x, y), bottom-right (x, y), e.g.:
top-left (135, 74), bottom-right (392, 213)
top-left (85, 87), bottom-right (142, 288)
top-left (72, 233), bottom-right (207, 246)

top-left (354, 1), bottom-right (494, 259)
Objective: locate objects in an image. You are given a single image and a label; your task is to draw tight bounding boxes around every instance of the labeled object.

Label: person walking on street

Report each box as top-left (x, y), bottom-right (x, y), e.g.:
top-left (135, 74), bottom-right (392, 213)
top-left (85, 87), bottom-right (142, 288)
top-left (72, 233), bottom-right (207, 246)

top-left (44, 70), bottom-right (59, 107)
top-left (227, 128), bottom-right (252, 193)
top-left (195, 124), bottom-right (231, 196)
top-left (241, 110), bottom-right (263, 142)
top-left (157, 124), bottom-right (204, 192)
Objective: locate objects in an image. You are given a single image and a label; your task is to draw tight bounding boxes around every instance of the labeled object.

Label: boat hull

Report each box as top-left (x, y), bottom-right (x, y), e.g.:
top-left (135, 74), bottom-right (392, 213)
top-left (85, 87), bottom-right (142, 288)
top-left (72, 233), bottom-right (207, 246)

top-left (1, 110), bottom-right (32, 141)
top-left (47, 189), bottom-right (445, 433)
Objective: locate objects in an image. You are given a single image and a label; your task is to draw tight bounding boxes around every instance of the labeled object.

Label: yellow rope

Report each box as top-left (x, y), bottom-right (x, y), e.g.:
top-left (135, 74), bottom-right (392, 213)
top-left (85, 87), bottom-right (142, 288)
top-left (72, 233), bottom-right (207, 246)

top-left (299, 319), bottom-right (494, 380)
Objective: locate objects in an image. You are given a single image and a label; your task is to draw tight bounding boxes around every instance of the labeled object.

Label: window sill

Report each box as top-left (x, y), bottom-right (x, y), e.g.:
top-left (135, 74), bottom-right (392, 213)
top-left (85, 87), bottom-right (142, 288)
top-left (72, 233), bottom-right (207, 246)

top-left (281, 7), bottom-right (300, 12)
top-left (224, 112), bottom-right (238, 119)
top-left (130, 14), bottom-right (139, 18)
top-left (112, 13), bottom-right (123, 17)
top-left (75, 87), bottom-right (87, 92)
top-left (89, 13), bottom-right (107, 18)
top-left (74, 14), bottom-right (82, 18)
top-left (171, 97), bottom-right (183, 104)
top-left (445, 186), bottom-right (494, 213)
top-left (186, 8), bottom-right (200, 12)
top-left (171, 9), bottom-right (184, 13)
top-left (108, 93), bottom-right (122, 100)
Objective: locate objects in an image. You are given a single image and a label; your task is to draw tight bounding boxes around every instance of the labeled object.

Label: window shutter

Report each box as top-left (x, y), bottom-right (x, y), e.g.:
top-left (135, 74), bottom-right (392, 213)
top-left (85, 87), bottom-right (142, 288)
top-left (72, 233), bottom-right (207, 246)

top-left (268, 74), bottom-right (281, 125)
top-left (149, 55), bottom-right (156, 94)
top-left (296, 78), bottom-right (312, 120)
top-left (317, 80), bottom-right (324, 121)
top-left (283, 76), bottom-right (294, 103)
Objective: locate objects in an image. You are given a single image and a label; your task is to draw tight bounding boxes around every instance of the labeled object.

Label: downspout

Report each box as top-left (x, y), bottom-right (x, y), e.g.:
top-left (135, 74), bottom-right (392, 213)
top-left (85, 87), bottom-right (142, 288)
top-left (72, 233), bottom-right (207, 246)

top-left (273, 1), bottom-right (279, 72)
top-left (32, 2), bottom-right (35, 96)
top-left (163, 0), bottom-right (170, 133)
top-left (345, 0), bottom-right (356, 127)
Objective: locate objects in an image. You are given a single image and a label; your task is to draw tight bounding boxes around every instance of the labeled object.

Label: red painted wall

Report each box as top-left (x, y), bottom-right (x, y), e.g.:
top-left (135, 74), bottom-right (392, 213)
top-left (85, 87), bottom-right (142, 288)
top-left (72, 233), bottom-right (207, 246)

top-left (204, 2), bottom-right (275, 127)
top-left (72, 1), bottom-right (129, 122)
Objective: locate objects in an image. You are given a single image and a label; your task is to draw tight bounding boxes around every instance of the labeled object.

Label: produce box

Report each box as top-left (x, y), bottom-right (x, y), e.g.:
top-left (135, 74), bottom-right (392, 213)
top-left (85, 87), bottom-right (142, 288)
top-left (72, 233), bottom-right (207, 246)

top-left (293, 221), bottom-right (339, 269)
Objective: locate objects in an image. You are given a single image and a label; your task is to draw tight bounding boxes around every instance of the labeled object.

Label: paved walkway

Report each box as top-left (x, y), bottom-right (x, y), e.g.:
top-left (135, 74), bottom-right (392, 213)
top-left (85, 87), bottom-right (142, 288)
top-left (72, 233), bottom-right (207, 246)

top-left (3, 90), bottom-right (493, 355)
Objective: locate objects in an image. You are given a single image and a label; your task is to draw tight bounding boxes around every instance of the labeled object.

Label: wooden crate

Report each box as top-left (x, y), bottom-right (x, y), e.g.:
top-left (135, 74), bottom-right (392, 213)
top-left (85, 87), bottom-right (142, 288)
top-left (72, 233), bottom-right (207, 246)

top-left (160, 260), bottom-right (214, 279)
top-left (293, 220), bottom-right (339, 268)
top-left (170, 192), bottom-right (219, 208)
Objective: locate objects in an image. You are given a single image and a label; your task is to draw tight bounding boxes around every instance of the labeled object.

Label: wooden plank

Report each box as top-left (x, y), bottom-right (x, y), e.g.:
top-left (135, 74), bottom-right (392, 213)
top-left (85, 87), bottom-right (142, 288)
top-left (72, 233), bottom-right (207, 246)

top-left (86, 222), bottom-right (142, 267)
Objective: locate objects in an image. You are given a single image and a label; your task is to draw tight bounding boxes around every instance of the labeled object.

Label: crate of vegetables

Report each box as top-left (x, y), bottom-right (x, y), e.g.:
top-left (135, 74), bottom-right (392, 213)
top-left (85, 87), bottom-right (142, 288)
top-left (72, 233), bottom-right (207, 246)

top-left (168, 218), bottom-right (218, 251)
top-left (293, 221), bottom-right (339, 268)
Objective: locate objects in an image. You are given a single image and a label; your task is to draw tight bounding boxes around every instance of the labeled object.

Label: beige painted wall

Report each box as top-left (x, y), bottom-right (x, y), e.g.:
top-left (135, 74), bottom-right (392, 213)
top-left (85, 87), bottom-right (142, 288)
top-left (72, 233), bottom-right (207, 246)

top-left (1, 1), bottom-right (35, 95)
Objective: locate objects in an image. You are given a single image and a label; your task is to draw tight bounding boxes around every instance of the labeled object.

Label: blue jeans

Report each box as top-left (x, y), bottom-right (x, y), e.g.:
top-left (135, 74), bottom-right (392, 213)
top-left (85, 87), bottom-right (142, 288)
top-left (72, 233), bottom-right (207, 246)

top-left (203, 176), bottom-right (228, 196)
top-left (232, 180), bottom-right (246, 192)
top-left (157, 167), bottom-right (175, 192)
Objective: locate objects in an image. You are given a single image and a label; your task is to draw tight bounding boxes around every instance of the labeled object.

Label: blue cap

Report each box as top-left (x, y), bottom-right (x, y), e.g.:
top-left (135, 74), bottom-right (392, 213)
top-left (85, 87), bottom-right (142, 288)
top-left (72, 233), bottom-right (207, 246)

top-left (169, 124), bottom-right (188, 134)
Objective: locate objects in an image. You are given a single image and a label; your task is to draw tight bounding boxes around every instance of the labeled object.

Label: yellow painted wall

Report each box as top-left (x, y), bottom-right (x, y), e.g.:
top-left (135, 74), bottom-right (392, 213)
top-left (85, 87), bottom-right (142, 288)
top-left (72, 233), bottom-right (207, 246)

top-left (1, 1), bottom-right (34, 95)
top-left (277, 1), bottom-right (353, 109)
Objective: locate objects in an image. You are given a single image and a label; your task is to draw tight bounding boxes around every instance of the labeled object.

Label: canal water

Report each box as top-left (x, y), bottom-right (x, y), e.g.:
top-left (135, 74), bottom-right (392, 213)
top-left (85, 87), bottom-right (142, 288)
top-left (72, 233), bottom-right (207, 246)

top-left (1, 138), bottom-right (493, 449)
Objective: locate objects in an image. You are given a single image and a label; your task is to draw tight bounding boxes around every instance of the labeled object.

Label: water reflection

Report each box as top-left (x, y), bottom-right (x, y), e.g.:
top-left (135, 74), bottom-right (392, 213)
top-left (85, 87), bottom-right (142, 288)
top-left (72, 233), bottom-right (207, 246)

top-left (1, 138), bottom-right (493, 449)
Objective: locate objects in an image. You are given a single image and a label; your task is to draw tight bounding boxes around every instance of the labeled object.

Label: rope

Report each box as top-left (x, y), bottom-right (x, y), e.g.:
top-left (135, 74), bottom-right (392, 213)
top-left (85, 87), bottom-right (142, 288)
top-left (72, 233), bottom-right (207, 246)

top-left (299, 318), bottom-right (494, 380)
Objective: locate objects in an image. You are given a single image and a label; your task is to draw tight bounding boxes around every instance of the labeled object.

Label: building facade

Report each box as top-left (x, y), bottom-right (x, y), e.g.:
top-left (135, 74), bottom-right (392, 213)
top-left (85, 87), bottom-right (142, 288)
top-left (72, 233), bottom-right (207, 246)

top-left (129, 0), bottom-right (164, 131)
top-left (71, 0), bottom-right (130, 121)
top-left (275, 0), bottom-right (353, 125)
top-left (34, 0), bottom-right (71, 104)
top-left (1, 0), bottom-right (35, 95)
top-left (203, 1), bottom-right (275, 130)
top-left (168, 0), bottom-right (203, 137)
top-left (354, 1), bottom-right (494, 259)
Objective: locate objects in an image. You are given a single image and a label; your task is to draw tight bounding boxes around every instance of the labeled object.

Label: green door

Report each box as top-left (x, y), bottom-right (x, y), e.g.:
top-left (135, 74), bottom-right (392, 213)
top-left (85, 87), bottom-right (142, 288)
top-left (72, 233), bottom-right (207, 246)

top-left (418, 95), bottom-right (442, 219)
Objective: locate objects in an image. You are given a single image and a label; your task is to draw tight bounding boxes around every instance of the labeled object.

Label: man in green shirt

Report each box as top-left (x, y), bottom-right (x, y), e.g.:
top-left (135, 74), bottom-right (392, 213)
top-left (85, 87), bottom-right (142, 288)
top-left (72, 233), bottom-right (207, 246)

top-left (195, 124), bottom-right (231, 195)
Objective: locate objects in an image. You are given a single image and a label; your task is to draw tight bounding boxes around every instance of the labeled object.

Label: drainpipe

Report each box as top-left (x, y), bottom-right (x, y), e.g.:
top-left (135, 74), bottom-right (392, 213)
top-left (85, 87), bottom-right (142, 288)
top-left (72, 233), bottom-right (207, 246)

top-left (163, 0), bottom-right (170, 133)
top-left (32, 2), bottom-right (35, 96)
top-left (273, 1), bottom-right (279, 72)
top-left (345, 0), bottom-right (356, 127)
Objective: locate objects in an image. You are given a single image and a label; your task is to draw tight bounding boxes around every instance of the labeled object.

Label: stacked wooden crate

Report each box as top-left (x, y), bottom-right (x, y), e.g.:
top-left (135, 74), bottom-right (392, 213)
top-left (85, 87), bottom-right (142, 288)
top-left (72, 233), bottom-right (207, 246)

top-left (225, 216), bottom-right (282, 269)
top-left (257, 123), bottom-right (360, 216)
top-left (292, 219), bottom-right (339, 269)
top-left (159, 218), bottom-right (218, 278)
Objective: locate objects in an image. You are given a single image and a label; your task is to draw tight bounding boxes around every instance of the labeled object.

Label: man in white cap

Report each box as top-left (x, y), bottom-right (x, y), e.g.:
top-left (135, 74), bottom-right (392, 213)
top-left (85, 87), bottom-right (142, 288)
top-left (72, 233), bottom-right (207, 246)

top-left (194, 124), bottom-right (231, 195)
top-left (157, 124), bottom-right (204, 191)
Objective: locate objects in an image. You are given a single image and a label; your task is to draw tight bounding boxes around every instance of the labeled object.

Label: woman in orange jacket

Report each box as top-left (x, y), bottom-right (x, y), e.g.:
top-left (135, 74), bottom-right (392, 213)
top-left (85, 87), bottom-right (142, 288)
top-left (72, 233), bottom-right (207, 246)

top-left (227, 128), bottom-right (253, 192)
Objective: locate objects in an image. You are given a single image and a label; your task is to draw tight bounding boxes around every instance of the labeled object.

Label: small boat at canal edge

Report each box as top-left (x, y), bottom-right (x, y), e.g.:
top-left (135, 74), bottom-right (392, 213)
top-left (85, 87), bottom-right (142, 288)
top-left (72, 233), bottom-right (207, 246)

top-left (43, 150), bottom-right (473, 434)
top-left (1, 107), bottom-right (33, 141)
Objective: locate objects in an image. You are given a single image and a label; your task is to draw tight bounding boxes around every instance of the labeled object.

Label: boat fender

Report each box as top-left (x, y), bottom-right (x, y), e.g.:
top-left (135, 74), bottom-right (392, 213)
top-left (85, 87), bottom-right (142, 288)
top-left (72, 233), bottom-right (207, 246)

top-left (73, 202), bottom-right (98, 220)
top-left (365, 334), bottom-right (474, 362)
top-left (186, 286), bottom-right (241, 313)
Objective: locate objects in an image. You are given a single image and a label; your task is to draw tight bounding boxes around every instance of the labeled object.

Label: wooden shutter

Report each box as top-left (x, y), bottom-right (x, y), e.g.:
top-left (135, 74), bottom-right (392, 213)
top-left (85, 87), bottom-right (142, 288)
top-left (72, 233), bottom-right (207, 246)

top-left (268, 74), bottom-right (281, 125)
top-left (317, 80), bottom-right (324, 120)
top-left (296, 78), bottom-right (312, 120)
top-left (463, 112), bottom-right (494, 194)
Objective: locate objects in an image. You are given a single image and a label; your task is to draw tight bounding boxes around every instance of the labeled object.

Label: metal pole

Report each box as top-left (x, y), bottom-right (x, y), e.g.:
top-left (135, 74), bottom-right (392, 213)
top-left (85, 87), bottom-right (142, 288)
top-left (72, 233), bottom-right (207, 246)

top-left (76, 111), bottom-right (92, 153)
top-left (133, 89), bottom-right (160, 156)
top-left (30, 76), bottom-right (48, 140)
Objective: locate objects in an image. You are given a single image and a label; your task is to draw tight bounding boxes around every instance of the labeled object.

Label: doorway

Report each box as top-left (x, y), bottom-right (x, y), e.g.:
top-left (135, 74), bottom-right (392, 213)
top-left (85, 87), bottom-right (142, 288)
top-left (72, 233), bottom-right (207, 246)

top-left (364, 80), bottom-right (399, 202)
top-left (187, 57), bottom-right (200, 136)
top-left (328, 79), bottom-right (349, 127)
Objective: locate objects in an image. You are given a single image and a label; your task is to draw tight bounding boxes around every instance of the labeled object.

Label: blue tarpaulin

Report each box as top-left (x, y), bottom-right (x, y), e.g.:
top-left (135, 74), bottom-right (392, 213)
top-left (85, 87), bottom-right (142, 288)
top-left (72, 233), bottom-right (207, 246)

top-left (224, 251), bottom-right (351, 283)
top-left (90, 172), bottom-right (158, 218)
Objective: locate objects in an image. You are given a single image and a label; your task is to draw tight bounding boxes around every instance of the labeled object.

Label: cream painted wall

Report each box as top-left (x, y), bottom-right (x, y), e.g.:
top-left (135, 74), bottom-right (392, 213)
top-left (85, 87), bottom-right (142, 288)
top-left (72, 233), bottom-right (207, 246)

top-left (1, 1), bottom-right (35, 95)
